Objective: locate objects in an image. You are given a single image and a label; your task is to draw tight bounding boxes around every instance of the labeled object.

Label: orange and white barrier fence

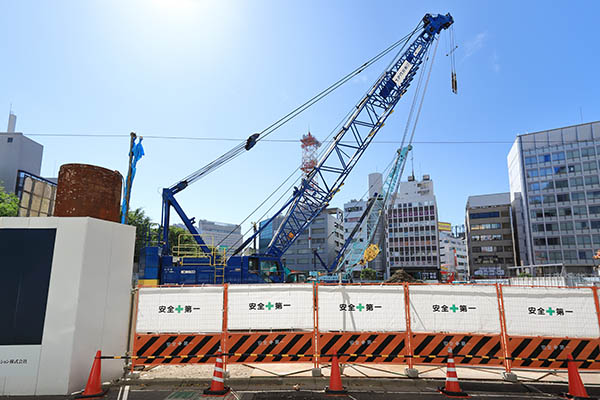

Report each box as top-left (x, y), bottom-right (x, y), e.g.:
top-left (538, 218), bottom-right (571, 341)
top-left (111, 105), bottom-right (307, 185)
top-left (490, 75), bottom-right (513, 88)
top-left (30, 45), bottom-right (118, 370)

top-left (127, 283), bottom-right (600, 371)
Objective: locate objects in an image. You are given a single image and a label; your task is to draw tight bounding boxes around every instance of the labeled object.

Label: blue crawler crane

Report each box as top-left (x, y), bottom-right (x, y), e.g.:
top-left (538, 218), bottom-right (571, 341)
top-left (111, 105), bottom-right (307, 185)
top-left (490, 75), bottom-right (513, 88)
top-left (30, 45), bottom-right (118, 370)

top-left (139, 13), bottom-right (453, 285)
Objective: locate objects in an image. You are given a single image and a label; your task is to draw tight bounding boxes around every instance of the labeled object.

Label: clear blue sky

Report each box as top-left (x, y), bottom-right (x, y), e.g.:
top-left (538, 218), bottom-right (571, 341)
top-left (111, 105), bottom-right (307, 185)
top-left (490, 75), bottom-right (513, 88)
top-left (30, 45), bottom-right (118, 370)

top-left (2, 1), bottom-right (599, 236)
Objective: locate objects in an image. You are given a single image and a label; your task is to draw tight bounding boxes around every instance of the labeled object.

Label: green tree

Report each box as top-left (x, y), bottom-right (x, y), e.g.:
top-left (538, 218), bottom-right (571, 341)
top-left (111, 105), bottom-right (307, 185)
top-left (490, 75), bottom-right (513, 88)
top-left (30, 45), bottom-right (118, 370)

top-left (126, 208), bottom-right (154, 262)
top-left (0, 184), bottom-right (19, 217)
top-left (360, 267), bottom-right (377, 281)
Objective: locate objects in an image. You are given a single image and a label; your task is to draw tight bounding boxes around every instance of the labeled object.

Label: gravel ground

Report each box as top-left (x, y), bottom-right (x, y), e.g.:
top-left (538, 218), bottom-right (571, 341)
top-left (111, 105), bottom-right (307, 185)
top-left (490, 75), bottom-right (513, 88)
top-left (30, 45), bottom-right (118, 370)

top-left (140, 364), bottom-right (254, 379)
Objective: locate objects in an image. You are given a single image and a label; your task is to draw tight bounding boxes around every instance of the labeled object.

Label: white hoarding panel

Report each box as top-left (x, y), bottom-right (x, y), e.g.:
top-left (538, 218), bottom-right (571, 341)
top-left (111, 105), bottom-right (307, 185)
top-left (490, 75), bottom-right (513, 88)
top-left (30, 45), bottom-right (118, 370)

top-left (318, 285), bottom-right (406, 332)
top-left (136, 286), bottom-right (224, 333)
top-left (0, 346), bottom-right (41, 377)
top-left (409, 285), bottom-right (501, 334)
top-left (227, 284), bottom-right (313, 330)
top-left (502, 286), bottom-right (599, 338)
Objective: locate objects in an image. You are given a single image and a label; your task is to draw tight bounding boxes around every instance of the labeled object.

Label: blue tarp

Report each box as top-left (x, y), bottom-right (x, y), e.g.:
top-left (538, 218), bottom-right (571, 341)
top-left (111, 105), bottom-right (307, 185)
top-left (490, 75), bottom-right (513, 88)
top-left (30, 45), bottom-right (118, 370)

top-left (121, 138), bottom-right (145, 223)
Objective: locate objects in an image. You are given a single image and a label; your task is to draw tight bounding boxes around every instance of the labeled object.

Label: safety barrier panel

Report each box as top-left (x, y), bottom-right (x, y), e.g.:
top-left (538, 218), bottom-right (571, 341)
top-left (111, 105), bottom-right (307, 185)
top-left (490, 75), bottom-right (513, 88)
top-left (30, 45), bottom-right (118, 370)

top-left (131, 283), bottom-right (600, 371)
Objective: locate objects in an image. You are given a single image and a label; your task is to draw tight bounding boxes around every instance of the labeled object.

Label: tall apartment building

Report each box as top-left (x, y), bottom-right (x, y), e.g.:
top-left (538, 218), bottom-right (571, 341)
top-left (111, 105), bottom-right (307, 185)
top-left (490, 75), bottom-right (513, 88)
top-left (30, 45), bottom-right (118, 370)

top-left (259, 208), bottom-right (344, 272)
top-left (466, 193), bottom-right (517, 278)
top-left (387, 175), bottom-right (439, 281)
top-left (508, 121), bottom-right (600, 275)
top-left (196, 219), bottom-right (243, 255)
top-left (439, 223), bottom-right (468, 281)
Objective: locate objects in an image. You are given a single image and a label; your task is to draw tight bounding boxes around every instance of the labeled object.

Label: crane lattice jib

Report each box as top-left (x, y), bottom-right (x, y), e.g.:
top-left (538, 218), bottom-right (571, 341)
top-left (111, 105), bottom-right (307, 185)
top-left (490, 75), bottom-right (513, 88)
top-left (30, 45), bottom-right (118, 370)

top-left (266, 13), bottom-right (452, 258)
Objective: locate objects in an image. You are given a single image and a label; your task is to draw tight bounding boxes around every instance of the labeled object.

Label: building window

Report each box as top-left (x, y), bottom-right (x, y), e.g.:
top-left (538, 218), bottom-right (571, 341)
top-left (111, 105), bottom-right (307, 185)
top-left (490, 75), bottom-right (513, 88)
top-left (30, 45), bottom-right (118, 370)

top-left (591, 220), bottom-right (600, 230)
top-left (543, 194), bottom-right (555, 204)
top-left (581, 147), bottom-right (595, 157)
top-left (585, 175), bottom-right (600, 186)
top-left (7, 137), bottom-right (13, 143)
top-left (575, 221), bottom-right (589, 230)
top-left (589, 205), bottom-right (600, 215)
top-left (587, 191), bottom-right (600, 201)
top-left (571, 192), bottom-right (586, 201)
top-left (529, 195), bottom-right (542, 205)
top-left (540, 167), bottom-right (553, 176)
top-left (557, 193), bottom-right (570, 202)
top-left (527, 169), bottom-right (539, 178)
top-left (570, 177), bottom-right (584, 187)
top-left (568, 164), bottom-right (582, 173)
top-left (532, 223), bottom-right (545, 232)
top-left (555, 179), bottom-right (568, 189)
top-left (554, 166), bottom-right (567, 175)
top-left (564, 250), bottom-right (577, 260)
top-left (566, 149), bottom-right (580, 160)
top-left (546, 237), bottom-right (560, 246)
top-left (538, 154), bottom-right (551, 163)
top-left (544, 209), bottom-right (557, 218)
top-left (525, 156), bottom-right (537, 165)
top-left (559, 207), bottom-right (572, 217)
top-left (533, 238), bottom-right (546, 246)
top-left (583, 161), bottom-right (597, 172)
top-left (579, 250), bottom-right (593, 260)
top-left (531, 209), bottom-right (544, 219)
top-left (560, 221), bottom-right (574, 231)
top-left (573, 205), bottom-right (587, 216)
top-left (562, 236), bottom-right (576, 246)
top-left (545, 223), bottom-right (559, 232)
top-left (471, 223), bottom-right (501, 230)
top-left (469, 211), bottom-right (500, 219)
top-left (552, 152), bottom-right (566, 161)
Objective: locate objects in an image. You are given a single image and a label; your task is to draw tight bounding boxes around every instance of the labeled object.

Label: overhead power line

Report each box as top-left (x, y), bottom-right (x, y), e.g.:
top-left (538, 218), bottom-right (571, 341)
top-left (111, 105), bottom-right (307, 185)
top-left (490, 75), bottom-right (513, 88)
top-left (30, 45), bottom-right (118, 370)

top-left (26, 133), bottom-right (589, 145)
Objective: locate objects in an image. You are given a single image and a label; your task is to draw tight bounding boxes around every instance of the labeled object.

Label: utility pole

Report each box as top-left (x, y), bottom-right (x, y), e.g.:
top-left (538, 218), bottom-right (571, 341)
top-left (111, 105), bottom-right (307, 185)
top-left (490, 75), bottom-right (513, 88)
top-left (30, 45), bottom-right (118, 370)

top-left (123, 132), bottom-right (137, 224)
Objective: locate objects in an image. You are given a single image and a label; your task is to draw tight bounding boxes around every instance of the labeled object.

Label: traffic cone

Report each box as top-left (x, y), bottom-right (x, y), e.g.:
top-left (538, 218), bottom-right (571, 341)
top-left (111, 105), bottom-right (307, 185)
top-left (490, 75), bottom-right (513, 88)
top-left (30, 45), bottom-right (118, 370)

top-left (438, 347), bottom-right (469, 398)
top-left (325, 355), bottom-right (347, 395)
top-left (563, 354), bottom-right (596, 400)
top-left (75, 350), bottom-right (108, 399)
top-left (203, 347), bottom-right (230, 396)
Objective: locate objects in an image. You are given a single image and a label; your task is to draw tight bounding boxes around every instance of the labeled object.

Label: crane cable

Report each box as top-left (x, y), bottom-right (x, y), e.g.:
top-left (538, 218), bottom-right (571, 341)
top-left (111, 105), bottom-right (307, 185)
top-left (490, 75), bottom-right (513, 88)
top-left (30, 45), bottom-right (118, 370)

top-left (171, 23), bottom-right (423, 189)
top-left (214, 26), bottom-right (424, 251)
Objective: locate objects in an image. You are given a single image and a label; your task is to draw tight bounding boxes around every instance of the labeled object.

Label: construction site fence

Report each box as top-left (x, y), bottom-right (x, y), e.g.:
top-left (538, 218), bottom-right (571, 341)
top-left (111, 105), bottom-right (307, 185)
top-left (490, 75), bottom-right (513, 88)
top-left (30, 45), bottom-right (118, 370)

top-left (131, 283), bottom-right (600, 372)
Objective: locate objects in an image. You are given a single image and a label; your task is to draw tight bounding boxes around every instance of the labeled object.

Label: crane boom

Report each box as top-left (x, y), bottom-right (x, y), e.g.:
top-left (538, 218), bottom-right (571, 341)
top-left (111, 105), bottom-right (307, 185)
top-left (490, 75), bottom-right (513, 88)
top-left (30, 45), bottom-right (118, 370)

top-left (264, 13), bottom-right (453, 258)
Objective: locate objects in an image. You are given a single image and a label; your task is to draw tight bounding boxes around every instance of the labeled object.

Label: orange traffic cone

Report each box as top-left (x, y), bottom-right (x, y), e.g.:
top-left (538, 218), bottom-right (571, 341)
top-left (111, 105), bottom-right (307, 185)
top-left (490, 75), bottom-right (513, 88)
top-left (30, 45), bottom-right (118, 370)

top-left (325, 355), bottom-right (347, 395)
top-left (438, 347), bottom-right (469, 398)
top-left (203, 347), bottom-right (230, 396)
top-left (75, 350), bottom-right (108, 399)
top-left (563, 354), bottom-right (595, 400)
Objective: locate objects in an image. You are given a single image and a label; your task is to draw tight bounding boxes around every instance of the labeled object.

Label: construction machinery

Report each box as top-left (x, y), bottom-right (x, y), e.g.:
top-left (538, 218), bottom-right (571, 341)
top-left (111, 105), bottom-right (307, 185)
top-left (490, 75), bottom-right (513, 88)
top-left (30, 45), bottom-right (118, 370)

top-left (139, 13), bottom-right (453, 285)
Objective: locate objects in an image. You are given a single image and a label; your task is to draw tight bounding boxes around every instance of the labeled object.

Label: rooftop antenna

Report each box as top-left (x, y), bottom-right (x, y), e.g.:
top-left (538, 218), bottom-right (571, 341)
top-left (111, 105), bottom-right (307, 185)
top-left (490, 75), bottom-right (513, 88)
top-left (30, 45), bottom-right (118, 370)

top-left (7, 104), bottom-right (16, 133)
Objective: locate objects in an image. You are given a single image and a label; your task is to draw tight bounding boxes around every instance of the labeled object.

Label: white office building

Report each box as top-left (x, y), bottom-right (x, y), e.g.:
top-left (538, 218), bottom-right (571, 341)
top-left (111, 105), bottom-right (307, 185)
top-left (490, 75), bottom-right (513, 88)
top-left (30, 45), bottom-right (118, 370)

top-left (387, 175), bottom-right (440, 281)
top-left (197, 219), bottom-right (243, 255)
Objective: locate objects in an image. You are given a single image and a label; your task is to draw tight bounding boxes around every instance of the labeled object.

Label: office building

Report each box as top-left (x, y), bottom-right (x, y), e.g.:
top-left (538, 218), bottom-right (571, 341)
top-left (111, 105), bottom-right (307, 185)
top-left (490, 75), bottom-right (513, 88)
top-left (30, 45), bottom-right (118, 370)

top-left (508, 120), bottom-right (600, 275)
top-left (466, 193), bottom-right (517, 278)
top-left (439, 228), bottom-right (468, 281)
top-left (259, 208), bottom-right (345, 272)
top-left (386, 174), bottom-right (439, 281)
top-left (197, 219), bottom-right (243, 255)
top-left (0, 113), bottom-right (44, 194)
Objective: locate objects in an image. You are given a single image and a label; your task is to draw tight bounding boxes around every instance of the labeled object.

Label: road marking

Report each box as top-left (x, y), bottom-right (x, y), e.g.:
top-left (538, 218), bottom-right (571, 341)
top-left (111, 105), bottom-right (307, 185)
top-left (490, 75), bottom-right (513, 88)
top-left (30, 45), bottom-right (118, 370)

top-left (123, 385), bottom-right (130, 400)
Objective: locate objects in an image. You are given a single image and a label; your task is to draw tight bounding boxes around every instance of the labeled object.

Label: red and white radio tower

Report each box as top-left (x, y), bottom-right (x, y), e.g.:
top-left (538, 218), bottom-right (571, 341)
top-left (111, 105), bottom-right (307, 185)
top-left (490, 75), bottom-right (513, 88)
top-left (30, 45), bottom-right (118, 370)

top-left (300, 131), bottom-right (321, 176)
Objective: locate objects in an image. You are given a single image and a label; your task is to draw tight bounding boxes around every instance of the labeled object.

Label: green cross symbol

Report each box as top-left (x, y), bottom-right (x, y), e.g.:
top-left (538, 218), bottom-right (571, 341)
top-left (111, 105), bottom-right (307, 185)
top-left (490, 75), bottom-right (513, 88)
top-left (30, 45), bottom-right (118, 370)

top-left (450, 304), bottom-right (458, 313)
top-left (175, 305), bottom-right (183, 313)
top-left (546, 307), bottom-right (555, 316)
top-left (265, 302), bottom-right (274, 310)
top-left (356, 303), bottom-right (365, 312)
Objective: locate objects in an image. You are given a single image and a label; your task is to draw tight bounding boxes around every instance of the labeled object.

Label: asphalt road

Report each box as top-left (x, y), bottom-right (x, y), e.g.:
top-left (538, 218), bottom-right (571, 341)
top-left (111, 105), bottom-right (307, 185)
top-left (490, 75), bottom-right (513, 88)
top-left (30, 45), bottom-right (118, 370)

top-left (2, 378), bottom-right (599, 399)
